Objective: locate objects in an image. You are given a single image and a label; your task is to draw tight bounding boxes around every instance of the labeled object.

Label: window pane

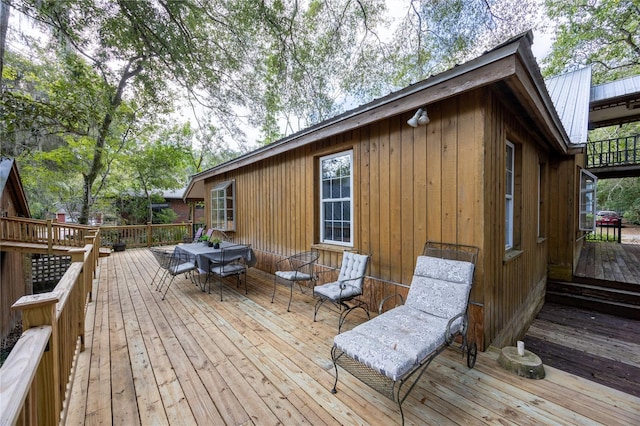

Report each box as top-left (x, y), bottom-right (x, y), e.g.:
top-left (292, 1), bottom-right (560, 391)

top-left (322, 180), bottom-right (331, 199)
top-left (320, 151), bottom-right (352, 245)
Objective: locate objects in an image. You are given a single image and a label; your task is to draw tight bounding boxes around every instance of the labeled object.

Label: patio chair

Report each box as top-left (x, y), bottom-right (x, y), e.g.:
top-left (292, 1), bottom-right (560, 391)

top-left (156, 249), bottom-right (197, 300)
top-left (149, 247), bottom-right (173, 288)
top-left (272, 250), bottom-right (319, 312)
top-left (211, 229), bottom-right (232, 242)
top-left (208, 244), bottom-right (250, 301)
top-left (192, 227), bottom-right (205, 243)
top-left (313, 251), bottom-right (370, 332)
top-left (330, 241), bottom-right (479, 425)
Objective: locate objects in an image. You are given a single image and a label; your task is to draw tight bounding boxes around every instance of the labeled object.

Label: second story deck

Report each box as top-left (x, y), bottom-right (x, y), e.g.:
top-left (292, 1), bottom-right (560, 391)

top-left (587, 135), bottom-right (640, 178)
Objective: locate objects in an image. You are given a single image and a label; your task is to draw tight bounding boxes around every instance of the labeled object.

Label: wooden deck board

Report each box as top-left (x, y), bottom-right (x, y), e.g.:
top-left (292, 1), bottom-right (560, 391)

top-left (523, 303), bottom-right (640, 399)
top-left (576, 242), bottom-right (640, 285)
top-left (67, 249), bottom-right (640, 425)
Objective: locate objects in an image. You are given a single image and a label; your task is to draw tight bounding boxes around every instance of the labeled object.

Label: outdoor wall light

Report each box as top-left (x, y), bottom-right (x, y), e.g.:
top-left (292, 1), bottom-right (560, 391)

top-left (407, 107), bottom-right (430, 127)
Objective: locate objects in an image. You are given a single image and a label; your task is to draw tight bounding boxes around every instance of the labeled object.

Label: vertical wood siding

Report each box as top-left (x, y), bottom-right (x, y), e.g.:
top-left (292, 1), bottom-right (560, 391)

top-left (483, 89), bottom-right (550, 347)
top-left (203, 87), bottom-right (556, 348)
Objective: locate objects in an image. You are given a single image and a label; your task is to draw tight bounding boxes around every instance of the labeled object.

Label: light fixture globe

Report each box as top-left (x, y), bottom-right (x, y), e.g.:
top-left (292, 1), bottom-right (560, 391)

top-left (418, 109), bottom-right (430, 125)
top-left (407, 108), bottom-right (423, 127)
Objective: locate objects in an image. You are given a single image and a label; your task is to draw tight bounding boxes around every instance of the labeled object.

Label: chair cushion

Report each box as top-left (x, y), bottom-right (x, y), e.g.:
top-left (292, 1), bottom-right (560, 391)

top-left (337, 252), bottom-right (369, 283)
top-left (170, 261), bottom-right (195, 275)
top-left (211, 264), bottom-right (245, 277)
top-left (314, 282), bottom-right (361, 301)
top-left (333, 305), bottom-right (449, 380)
top-left (275, 271), bottom-right (312, 281)
top-left (405, 256), bottom-right (474, 320)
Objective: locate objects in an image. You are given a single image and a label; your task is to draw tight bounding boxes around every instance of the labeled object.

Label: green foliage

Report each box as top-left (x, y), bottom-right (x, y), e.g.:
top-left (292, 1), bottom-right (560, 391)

top-left (543, 0), bottom-right (640, 82)
top-left (597, 177), bottom-right (640, 224)
top-left (154, 208), bottom-right (178, 225)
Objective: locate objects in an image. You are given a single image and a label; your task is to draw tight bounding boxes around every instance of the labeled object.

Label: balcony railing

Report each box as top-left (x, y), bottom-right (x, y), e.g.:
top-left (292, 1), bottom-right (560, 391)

top-left (587, 135), bottom-right (640, 169)
top-left (100, 222), bottom-right (193, 248)
top-left (0, 234), bottom-right (98, 425)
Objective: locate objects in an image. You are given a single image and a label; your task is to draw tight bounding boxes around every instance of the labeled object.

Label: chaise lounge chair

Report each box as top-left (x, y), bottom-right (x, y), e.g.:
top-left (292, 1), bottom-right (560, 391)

top-left (330, 241), bottom-right (479, 425)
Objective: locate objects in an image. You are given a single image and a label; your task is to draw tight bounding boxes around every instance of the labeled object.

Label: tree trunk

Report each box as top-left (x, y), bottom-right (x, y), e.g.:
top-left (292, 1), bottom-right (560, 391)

top-left (0, 0), bottom-right (10, 81)
top-left (78, 59), bottom-right (143, 224)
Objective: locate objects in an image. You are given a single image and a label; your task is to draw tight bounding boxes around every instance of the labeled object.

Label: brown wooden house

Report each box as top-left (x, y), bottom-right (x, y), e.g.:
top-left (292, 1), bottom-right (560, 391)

top-left (0, 157), bottom-right (31, 342)
top-left (184, 32), bottom-right (590, 350)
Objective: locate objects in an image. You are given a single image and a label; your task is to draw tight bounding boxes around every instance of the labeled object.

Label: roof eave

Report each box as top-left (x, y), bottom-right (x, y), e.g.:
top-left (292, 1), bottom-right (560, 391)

top-left (185, 30), bottom-right (571, 199)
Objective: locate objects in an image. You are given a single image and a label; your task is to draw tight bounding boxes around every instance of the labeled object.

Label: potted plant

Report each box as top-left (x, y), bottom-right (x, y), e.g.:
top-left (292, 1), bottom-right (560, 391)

top-left (199, 235), bottom-right (209, 244)
top-left (113, 237), bottom-right (126, 252)
top-left (209, 237), bottom-right (222, 249)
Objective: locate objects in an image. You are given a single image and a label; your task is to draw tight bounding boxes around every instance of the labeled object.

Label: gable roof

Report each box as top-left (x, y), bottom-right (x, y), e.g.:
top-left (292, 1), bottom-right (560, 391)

top-left (184, 30), bottom-right (572, 201)
top-left (0, 157), bottom-right (31, 217)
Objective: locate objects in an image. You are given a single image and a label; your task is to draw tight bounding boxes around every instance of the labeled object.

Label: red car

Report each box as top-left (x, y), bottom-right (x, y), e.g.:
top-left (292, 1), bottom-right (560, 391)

top-left (596, 211), bottom-right (621, 227)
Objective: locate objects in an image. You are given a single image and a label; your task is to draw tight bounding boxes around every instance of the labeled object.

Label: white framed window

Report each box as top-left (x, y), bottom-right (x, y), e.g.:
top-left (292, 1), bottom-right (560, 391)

top-left (579, 169), bottom-right (597, 231)
top-left (210, 180), bottom-right (235, 231)
top-left (320, 150), bottom-right (353, 246)
top-left (505, 141), bottom-right (514, 250)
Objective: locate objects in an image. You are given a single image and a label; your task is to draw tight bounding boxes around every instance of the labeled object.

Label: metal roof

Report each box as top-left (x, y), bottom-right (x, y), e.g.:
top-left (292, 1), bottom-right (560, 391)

top-left (591, 74), bottom-right (640, 102)
top-left (545, 66), bottom-right (592, 145)
top-left (589, 74), bottom-right (640, 128)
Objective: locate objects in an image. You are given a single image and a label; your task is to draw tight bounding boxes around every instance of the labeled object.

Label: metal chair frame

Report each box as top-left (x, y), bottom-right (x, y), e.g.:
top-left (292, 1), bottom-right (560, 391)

top-left (271, 250), bottom-right (319, 312)
top-left (155, 249), bottom-right (197, 300)
top-left (313, 251), bottom-right (371, 332)
top-left (330, 241), bottom-right (479, 425)
top-left (207, 244), bottom-right (250, 301)
top-left (149, 247), bottom-right (173, 288)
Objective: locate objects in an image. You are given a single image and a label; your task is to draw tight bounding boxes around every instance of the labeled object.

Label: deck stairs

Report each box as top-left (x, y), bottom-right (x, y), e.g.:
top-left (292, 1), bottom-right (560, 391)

top-left (546, 277), bottom-right (640, 320)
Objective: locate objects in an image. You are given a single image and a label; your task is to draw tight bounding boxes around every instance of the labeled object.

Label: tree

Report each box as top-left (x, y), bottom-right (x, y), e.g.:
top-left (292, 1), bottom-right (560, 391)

top-left (2, 0), bottom-right (550, 221)
top-left (543, 0), bottom-right (640, 82)
top-left (119, 126), bottom-right (191, 223)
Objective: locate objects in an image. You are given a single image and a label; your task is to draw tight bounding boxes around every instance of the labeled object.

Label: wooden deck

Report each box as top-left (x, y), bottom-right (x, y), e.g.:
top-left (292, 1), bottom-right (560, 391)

top-left (523, 303), bottom-right (640, 398)
top-left (66, 248), bottom-right (640, 425)
top-left (575, 242), bottom-right (640, 285)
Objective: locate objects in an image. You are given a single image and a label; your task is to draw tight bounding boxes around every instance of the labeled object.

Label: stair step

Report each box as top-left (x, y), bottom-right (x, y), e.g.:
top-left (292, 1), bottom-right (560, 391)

top-left (572, 276), bottom-right (640, 293)
top-left (546, 291), bottom-right (640, 320)
top-left (548, 281), bottom-right (640, 306)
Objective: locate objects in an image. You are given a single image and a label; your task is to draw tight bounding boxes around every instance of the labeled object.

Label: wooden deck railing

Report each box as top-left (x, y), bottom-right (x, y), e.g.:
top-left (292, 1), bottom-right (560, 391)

top-left (587, 135), bottom-right (640, 168)
top-left (100, 222), bottom-right (193, 248)
top-left (0, 216), bottom-right (96, 251)
top-left (0, 233), bottom-right (98, 425)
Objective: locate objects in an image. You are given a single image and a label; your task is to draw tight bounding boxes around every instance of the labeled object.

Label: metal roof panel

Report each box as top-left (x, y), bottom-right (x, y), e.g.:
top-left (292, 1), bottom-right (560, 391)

top-left (545, 66), bottom-right (592, 144)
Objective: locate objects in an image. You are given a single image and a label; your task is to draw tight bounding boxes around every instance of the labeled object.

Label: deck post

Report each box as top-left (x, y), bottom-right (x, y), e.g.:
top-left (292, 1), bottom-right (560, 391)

top-left (70, 249), bottom-right (87, 351)
top-left (47, 219), bottom-right (53, 255)
top-left (12, 293), bottom-right (61, 425)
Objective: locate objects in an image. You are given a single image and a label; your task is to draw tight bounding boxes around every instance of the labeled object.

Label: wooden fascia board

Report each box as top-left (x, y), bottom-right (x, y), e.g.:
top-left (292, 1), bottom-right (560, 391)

top-left (185, 35), bottom-right (568, 197)
top-left (187, 60), bottom-right (518, 192)
top-left (9, 162), bottom-right (31, 216)
top-left (511, 56), bottom-right (571, 154)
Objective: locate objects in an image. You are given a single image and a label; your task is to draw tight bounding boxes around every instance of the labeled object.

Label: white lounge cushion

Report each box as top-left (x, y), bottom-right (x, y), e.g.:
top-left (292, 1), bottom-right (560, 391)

top-left (334, 305), bottom-right (449, 380)
top-left (405, 256), bottom-right (474, 320)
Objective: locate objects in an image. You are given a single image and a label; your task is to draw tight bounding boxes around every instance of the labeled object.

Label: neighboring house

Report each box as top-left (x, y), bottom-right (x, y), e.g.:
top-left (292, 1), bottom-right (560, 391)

top-left (184, 31), bottom-right (592, 350)
top-left (154, 188), bottom-right (204, 225)
top-left (0, 157), bottom-right (31, 342)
